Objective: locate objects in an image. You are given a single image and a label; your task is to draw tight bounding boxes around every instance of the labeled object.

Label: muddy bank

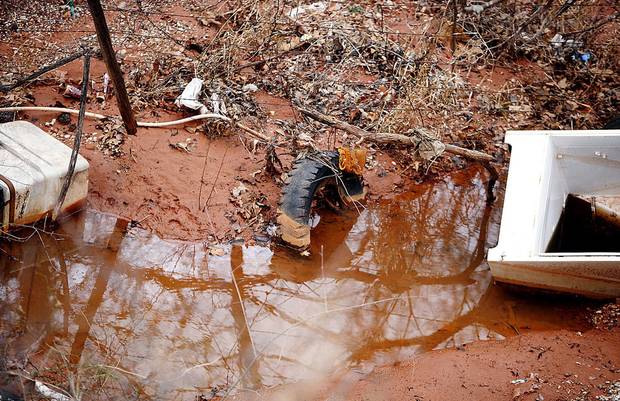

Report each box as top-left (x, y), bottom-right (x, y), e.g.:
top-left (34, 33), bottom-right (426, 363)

top-left (234, 326), bottom-right (620, 401)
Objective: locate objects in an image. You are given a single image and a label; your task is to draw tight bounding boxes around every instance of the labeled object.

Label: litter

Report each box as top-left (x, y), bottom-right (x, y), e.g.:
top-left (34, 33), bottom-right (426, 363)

top-left (0, 121), bottom-right (89, 232)
top-left (288, 2), bottom-right (327, 18)
top-left (242, 83), bottom-right (259, 93)
top-left (35, 381), bottom-right (72, 401)
top-left (277, 151), bottom-right (365, 249)
top-left (488, 129), bottom-right (620, 298)
top-left (175, 77), bottom-right (209, 115)
top-left (338, 147), bottom-right (367, 175)
top-left (63, 84), bottom-right (82, 99)
top-left (102, 72), bottom-right (110, 97)
top-left (210, 92), bottom-right (227, 115)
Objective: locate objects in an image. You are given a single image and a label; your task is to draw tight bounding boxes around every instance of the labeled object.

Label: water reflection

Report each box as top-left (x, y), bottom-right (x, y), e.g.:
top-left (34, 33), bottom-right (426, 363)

top-left (0, 168), bottom-right (589, 400)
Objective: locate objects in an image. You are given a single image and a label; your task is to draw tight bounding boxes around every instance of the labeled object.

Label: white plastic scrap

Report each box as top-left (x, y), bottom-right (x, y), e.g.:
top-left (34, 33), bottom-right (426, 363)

top-left (242, 83), bottom-right (259, 93)
top-left (210, 93), bottom-right (227, 115)
top-left (550, 33), bottom-right (564, 49)
top-left (35, 381), bottom-right (72, 401)
top-left (175, 77), bottom-right (209, 115)
top-left (550, 33), bottom-right (583, 50)
top-left (288, 1), bottom-right (327, 18)
top-left (102, 72), bottom-right (110, 96)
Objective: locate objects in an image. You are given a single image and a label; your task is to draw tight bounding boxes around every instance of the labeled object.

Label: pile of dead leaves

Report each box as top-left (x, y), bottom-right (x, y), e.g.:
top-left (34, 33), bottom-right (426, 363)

top-left (96, 118), bottom-right (125, 157)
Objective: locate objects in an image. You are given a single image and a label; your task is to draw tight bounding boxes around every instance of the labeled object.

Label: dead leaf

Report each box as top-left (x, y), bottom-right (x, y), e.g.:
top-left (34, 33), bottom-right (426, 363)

top-left (169, 138), bottom-right (196, 152)
top-left (557, 78), bottom-right (569, 89)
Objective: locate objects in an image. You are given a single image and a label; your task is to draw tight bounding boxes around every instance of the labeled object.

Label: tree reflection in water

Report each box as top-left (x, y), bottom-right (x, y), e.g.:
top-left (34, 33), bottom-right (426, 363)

top-left (0, 168), bottom-right (584, 400)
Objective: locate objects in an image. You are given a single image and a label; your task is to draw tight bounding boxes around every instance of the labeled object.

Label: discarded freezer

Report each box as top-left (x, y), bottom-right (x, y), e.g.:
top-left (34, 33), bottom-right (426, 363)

top-left (488, 129), bottom-right (620, 298)
top-left (0, 121), bottom-right (89, 232)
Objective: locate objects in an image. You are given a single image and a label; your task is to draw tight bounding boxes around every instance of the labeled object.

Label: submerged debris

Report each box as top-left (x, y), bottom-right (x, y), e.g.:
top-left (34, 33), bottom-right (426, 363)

top-left (277, 151), bottom-right (365, 250)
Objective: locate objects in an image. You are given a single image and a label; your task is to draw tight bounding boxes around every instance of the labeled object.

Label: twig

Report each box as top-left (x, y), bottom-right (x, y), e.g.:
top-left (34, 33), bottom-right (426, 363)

top-left (202, 144), bottom-right (229, 212)
top-left (450, 0), bottom-right (458, 56)
top-left (563, 12), bottom-right (620, 36)
top-left (198, 140), bottom-right (212, 210)
top-left (0, 48), bottom-right (93, 93)
top-left (297, 105), bottom-right (495, 163)
top-left (96, 364), bottom-right (148, 379)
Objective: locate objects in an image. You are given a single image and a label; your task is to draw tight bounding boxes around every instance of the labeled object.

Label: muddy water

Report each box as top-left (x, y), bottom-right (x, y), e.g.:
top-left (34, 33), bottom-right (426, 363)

top-left (0, 168), bottom-right (592, 400)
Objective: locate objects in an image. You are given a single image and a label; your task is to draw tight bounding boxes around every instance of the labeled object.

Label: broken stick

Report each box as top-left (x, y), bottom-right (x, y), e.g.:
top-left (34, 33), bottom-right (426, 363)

top-left (0, 48), bottom-right (92, 93)
top-left (298, 106), bottom-right (495, 163)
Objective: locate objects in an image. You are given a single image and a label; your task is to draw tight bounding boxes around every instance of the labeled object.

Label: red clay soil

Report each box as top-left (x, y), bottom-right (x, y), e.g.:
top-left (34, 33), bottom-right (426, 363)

top-left (233, 327), bottom-right (620, 401)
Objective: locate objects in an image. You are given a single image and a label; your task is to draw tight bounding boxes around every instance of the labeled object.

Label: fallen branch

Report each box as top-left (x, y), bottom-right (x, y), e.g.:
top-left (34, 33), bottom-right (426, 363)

top-left (563, 11), bottom-right (620, 36)
top-left (0, 48), bottom-right (93, 93)
top-left (298, 106), bottom-right (495, 163)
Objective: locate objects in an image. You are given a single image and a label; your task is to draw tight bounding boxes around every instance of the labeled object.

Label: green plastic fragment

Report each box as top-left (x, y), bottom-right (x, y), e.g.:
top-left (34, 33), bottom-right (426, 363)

top-left (67, 0), bottom-right (75, 17)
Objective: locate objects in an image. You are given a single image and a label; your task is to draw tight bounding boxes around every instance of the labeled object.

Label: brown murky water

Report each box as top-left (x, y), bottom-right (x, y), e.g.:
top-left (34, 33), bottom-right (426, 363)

top-left (0, 168), bottom-right (593, 400)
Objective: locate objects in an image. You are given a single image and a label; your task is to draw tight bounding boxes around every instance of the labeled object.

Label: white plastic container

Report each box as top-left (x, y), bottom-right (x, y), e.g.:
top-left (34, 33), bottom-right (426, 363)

top-left (488, 129), bottom-right (620, 298)
top-left (0, 121), bottom-right (89, 231)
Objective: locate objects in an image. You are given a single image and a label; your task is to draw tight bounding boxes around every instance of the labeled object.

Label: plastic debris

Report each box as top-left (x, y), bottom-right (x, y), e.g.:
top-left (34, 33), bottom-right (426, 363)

top-left (175, 78), bottom-right (209, 115)
top-left (265, 223), bottom-right (279, 237)
top-left (308, 213), bottom-right (321, 228)
top-left (210, 92), bottom-right (227, 115)
top-left (35, 381), bottom-right (72, 401)
top-left (103, 72), bottom-right (110, 97)
top-left (288, 1), bottom-right (327, 18)
top-left (571, 51), bottom-right (592, 63)
top-left (68, 0), bottom-right (76, 17)
top-left (63, 84), bottom-right (81, 99)
top-left (242, 83), bottom-right (259, 93)
top-left (550, 33), bottom-right (584, 54)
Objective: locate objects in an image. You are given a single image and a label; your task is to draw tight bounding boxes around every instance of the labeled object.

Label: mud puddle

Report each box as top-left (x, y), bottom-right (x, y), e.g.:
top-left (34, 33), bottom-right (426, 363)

top-left (0, 169), bottom-right (595, 400)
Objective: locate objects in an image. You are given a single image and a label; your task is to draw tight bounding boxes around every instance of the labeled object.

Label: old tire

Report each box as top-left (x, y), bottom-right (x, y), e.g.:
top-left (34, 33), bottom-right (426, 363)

top-left (277, 151), bottom-right (365, 249)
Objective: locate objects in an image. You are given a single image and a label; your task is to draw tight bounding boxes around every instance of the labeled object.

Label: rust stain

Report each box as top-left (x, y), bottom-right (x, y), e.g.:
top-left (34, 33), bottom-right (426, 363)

top-left (2, 197), bottom-right (87, 231)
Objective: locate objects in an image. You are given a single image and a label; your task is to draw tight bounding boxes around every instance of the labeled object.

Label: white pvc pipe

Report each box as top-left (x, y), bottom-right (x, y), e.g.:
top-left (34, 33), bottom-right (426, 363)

top-left (0, 106), bottom-right (231, 128)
